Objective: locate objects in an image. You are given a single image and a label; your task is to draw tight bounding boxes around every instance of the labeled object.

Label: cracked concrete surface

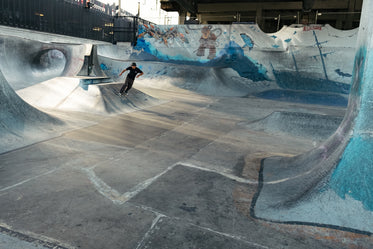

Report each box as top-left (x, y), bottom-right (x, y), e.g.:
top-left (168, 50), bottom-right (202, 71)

top-left (1, 85), bottom-right (372, 249)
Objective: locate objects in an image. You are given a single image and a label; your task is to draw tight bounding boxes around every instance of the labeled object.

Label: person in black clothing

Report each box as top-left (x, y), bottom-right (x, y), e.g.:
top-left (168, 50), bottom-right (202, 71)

top-left (118, 62), bottom-right (144, 96)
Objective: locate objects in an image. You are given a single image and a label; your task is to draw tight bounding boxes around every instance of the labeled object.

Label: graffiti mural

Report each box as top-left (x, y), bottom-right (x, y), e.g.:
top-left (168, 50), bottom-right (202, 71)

top-left (130, 23), bottom-right (358, 93)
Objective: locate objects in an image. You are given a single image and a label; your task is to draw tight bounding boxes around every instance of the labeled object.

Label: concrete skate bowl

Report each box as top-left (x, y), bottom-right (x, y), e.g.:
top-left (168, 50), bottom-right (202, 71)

top-left (127, 23), bottom-right (357, 105)
top-left (0, 67), bottom-right (64, 154)
top-left (0, 34), bottom-right (162, 154)
top-left (251, 0), bottom-right (373, 235)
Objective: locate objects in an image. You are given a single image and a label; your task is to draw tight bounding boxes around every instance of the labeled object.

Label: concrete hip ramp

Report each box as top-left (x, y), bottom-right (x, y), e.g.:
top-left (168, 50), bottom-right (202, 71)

top-left (0, 67), bottom-right (64, 154)
top-left (251, 0), bottom-right (373, 235)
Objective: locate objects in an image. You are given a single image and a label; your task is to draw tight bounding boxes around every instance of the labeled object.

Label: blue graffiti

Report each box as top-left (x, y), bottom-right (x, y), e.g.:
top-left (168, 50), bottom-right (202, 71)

top-left (255, 89), bottom-right (348, 107)
top-left (293, 31), bottom-right (297, 35)
top-left (330, 136), bottom-right (373, 211)
top-left (272, 70), bottom-right (350, 94)
top-left (272, 45), bottom-right (280, 48)
top-left (220, 41), bottom-right (268, 81)
top-left (271, 35), bottom-right (277, 39)
top-left (335, 69), bottom-right (352, 77)
top-left (100, 63), bottom-right (108, 70)
top-left (135, 30), bottom-right (268, 81)
top-left (284, 38), bottom-right (292, 43)
top-left (311, 51), bottom-right (335, 60)
top-left (240, 33), bottom-right (254, 50)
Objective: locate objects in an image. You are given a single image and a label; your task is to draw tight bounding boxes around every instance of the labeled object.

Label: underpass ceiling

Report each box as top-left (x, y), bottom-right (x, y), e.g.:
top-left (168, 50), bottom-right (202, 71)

top-left (160, 0), bottom-right (362, 31)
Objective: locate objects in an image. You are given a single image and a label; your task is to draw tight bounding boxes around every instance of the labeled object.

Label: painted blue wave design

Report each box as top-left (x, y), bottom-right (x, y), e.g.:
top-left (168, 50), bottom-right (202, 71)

top-left (135, 35), bottom-right (268, 81)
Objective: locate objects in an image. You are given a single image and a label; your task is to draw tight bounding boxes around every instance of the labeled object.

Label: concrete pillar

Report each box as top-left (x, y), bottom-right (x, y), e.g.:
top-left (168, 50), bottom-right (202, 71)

top-left (345, 0), bottom-right (355, 29)
top-left (335, 17), bottom-right (343, 29)
top-left (256, 6), bottom-right (263, 29)
top-left (178, 10), bottom-right (186, 25)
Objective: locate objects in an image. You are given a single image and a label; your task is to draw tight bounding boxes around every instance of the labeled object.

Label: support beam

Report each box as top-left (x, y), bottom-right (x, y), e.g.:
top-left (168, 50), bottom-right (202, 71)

top-left (198, 2), bottom-right (303, 13)
top-left (313, 0), bottom-right (349, 9)
top-left (160, 0), bottom-right (196, 14)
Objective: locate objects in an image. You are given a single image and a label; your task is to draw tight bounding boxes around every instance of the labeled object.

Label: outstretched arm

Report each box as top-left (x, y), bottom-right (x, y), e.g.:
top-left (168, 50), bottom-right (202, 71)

top-left (136, 72), bottom-right (144, 78)
top-left (119, 69), bottom-right (127, 76)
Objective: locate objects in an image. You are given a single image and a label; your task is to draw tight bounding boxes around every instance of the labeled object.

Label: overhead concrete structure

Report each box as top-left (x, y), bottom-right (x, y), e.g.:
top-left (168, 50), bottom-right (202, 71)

top-left (161, 0), bottom-right (362, 31)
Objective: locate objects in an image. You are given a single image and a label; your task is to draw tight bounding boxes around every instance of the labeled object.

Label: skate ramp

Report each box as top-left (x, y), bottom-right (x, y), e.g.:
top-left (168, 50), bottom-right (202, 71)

top-left (251, 0), bottom-right (373, 235)
top-left (0, 68), bottom-right (64, 154)
top-left (17, 77), bottom-right (161, 115)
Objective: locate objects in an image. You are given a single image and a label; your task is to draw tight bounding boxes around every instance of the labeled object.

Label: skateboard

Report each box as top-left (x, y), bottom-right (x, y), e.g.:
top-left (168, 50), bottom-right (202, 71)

top-left (117, 92), bottom-right (128, 97)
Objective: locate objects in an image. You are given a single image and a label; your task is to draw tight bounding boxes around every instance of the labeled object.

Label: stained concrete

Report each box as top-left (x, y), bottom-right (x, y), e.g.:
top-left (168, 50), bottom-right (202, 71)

top-left (1, 84), bottom-right (372, 248)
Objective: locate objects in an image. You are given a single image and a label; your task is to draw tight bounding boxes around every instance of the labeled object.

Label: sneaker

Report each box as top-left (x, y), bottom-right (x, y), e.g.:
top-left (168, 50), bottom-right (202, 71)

top-left (124, 92), bottom-right (129, 96)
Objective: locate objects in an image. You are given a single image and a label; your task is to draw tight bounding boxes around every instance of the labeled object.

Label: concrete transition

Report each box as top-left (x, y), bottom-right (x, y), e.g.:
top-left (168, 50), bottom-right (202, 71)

top-left (0, 3), bottom-right (372, 247)
top-left (251, 0), bottom-right (373, 235)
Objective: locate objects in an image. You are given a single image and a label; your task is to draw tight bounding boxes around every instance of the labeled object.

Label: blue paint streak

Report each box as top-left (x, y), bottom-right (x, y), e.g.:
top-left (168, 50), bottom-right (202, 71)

top-left (100, 63), bottom-right (108, 70)
top-left (255, 89), bottom-right (348, 106)
top-left (330, 136), bottom-right (373, 211)
top-left (271, 35), bottom-right (277, 39)
top-left (291, 50), bottom-right (299, 74)
top-left (272, 70), bottom-right (350, 94)
top-left (284, 38), bottom-right (292, 43)
top-left (272, 45), bottom-right (280, 48)
top-left (335, 69), bottom-right (352, 78)
top-left (240, 33), bottom-right (254, 50)
top-left (313, 30), bottom-right (329, 80)
top-left (329, 47), bottom-right (372, 210)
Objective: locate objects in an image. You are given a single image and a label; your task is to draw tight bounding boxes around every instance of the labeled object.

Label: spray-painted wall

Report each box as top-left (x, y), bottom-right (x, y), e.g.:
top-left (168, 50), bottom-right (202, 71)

top-left (131, 23), bottom-right (357, 95)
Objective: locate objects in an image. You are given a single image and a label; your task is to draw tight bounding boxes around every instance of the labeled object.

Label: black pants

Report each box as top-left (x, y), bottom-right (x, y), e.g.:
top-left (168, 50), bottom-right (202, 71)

top-left (120, 77), bottom-right (135, 94)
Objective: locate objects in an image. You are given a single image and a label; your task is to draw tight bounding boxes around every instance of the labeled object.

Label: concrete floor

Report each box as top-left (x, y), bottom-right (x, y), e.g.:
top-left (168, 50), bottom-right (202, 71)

top-left (0, 85), bottom-right (372, 249)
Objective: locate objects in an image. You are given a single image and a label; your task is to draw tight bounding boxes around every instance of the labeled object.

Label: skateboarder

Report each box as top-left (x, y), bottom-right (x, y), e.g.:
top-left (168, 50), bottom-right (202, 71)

top-left (118, 62), bottom-right (144, 96)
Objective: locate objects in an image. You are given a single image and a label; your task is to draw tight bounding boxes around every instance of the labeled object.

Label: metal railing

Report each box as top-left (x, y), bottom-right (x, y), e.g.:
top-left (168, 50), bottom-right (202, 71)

top-left (112, 15), bottom-right (155, 44)
top-left (0, 0), bottom-right (114, 42)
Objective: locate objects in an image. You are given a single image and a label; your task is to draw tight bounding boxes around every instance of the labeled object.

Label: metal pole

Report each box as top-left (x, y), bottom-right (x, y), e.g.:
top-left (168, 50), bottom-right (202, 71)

top-left (277, 14), bottom-right (280, 31)
top-left (297, 11), bottom-right (300, 24)
top-left (315, 10), bottom-right (318, 24)
top-left (118, 0), bottom-right (121, 16)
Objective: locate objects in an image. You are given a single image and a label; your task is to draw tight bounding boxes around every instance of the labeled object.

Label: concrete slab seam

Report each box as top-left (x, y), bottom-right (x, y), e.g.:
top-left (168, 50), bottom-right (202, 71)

top-left (189, 224), bottom-right (270, 249)
top-left (82, 164), bottom-right (177, 205)
top-left (119, 164), bottom-right (176, 203)
top-left (81, 167), bottom-right (127, 205)
top-left (135, 214), bottom-right (165, 249)
top-left (179, 162), bottom-right (257, 184)
top-left (0, 168), bottom-right (58, 192)
top-left (127, 202), bottom-right (269, 249)
top-left (83, 161), bottom-right (256, 206)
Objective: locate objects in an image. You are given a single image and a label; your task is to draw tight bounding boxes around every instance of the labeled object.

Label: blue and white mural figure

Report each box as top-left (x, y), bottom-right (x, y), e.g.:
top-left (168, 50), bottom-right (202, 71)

top-left (196, 25), bottom-right (219, 59)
